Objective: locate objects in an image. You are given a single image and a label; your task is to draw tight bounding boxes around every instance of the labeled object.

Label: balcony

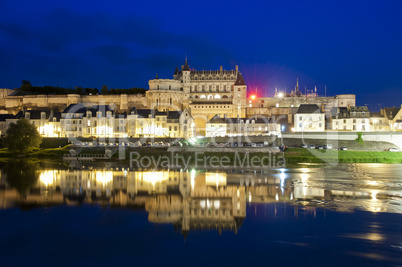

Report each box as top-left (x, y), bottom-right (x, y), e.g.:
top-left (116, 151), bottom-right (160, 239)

top-left (191, 98), bottom-right (233, 104)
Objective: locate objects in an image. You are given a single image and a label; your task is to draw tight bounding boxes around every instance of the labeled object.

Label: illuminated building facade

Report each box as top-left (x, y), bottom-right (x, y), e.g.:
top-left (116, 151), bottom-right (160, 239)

top-left (59, 104), bottom-right (195, 138)
top-left (206, 115), bottom-right (281, 137)
top-left (294, 104), bottom-right (325, 132)
top-left (146, 59), bottom-right (247, 135)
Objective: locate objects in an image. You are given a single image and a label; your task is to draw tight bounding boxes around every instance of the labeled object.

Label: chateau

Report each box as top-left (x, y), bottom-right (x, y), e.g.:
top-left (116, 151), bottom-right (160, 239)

top-left (0, 59), bottom-right (401, 137)
top-left (146, 58), bottom-right (247, 133)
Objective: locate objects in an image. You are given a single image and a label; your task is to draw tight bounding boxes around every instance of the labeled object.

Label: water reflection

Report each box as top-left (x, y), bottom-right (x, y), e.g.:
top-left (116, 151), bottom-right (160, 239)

top-left (1, 163), bottom-right (402, 235)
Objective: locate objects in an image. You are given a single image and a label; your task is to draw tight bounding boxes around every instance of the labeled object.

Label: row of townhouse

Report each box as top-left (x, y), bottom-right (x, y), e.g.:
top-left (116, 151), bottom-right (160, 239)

top-left (294, 104), bottom-right (402, 132)
top-left (0, 104), bottom-right (195, 138)
top-left (206, 115), bottom-right (281, 137)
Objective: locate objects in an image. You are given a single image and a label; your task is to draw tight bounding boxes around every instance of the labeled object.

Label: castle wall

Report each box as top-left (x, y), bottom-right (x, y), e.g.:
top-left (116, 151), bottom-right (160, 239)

top-left (0, 94), bottom-right (147, 114)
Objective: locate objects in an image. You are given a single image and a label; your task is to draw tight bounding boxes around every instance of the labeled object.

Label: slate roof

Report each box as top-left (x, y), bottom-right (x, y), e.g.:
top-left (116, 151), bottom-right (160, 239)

top-left (25, 109), bottom-right (52, 120)
top-left (332, 107), bottom-right (349, 119)
top-left (207, 115), bottom-right (225, 124)
top-left (234, 72), bottom-right (246, 86)
top-left (182, 58), bottom-right (190, 71)
top-left (384, 107), bottom-right (401, 120)
top-left (167, 111), bottom-right (181, 120)
top-left (0, 114), bottom-right (15, 121)
top-left (350, 106), bottom-right (369, 112)
top-left (63, 103), bottom-right (87, 114)
top-left (134, 109), bottom-right (166, 118)
top-left (49, 111), bottom-right (61, 122)
top-left (296, 104), bottom-right (322, 114)
top-left (370, 112), bottom-right (383, 118)
top-left (349, 106), bottom-right (370, 118)
top-left (87, 105), bottom-right (113, 117)
top-left (115, 112), bottom-right (127, 119)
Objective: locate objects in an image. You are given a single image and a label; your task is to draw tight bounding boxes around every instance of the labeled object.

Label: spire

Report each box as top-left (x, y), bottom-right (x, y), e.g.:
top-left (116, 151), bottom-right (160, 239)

top-left (234, 72), bottom-right (246, 86)
top-left (296, 77), bottom-right (299, 92)
top-left (174, 66), bottom-right (179, 75)
top-left (182, 56), bottom-right (190, 71)
top-left (155, 73), bottom-right (158, 79)
top-left (314, 86), bottom-right (317, 93)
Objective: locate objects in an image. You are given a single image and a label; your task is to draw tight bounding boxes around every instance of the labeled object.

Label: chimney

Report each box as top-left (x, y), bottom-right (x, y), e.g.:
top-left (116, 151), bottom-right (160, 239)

top-left (235, 65), bottom-right (238, 72)
top-left (220, 66), bottom-right (223, 72)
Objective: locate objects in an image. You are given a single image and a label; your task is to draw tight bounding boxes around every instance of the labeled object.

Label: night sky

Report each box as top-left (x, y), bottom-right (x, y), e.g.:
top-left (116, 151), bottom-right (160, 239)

top-left (0, 0), bottom-right (401, 110)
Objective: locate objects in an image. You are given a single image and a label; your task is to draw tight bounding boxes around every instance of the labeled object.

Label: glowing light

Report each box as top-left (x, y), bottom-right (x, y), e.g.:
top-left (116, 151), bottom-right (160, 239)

top-left (371, 190), bottom-right (378, 201)
top-left (191, 169), bottom-right (196, 189)
top-left (277, 92), bottom-right (284, 98)
top-left (39, 170), bottom-right (57, 186)
top-left (251, 95), bottom-right (256, 100)
top-left (95, 171), bottom-right (113, 186)
top-left (139, 171), bottom-right (169, 187)
top-left (205, 173), bottom-right (227, 186)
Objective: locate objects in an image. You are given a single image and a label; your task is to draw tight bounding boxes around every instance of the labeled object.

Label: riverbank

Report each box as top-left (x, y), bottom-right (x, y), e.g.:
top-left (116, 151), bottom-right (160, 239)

top-left (285, 148), bottom-right (402, 164)
top-left (0, 146), bottom-right (401, 164)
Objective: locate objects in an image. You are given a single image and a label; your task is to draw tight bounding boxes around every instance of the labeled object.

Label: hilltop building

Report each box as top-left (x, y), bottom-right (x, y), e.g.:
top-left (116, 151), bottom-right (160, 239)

top-left (146, 59), bottom-right (247, 134)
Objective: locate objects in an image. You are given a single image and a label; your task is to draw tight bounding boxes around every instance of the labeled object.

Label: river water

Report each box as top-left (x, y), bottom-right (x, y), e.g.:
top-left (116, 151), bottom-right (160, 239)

top-left (0, 161), bottom-right (401, 266)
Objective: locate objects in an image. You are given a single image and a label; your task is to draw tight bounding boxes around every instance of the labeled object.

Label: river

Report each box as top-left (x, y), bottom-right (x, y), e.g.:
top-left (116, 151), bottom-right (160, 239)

top-left (0, 161), bottom-right (401, 266)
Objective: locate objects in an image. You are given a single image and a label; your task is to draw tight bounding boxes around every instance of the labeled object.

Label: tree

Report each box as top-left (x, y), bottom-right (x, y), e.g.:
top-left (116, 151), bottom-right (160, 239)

top-left (20, 80), bottom-right (32, 92)
top-left (356, 132), bottom-right (364, 145)
top-left (101, 85), bottom-right (108, 95)
top-left (5, 159), bottom-right (39, 198)
top-left (4, 118), bottom-right (42, 154)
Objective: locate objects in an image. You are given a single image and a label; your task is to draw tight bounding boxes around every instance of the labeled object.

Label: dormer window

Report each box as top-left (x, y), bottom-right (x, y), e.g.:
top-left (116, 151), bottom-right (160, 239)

top-left (41, 112), bottom-right (46, 120)
top-left (87, 111), bottom-right (92, 118)
top-left (53, 117), bottom-right (56, 122)
top-left (25, 113), bottom-right (30, 119)
top-left (97, 111), bottom-right (102, 118)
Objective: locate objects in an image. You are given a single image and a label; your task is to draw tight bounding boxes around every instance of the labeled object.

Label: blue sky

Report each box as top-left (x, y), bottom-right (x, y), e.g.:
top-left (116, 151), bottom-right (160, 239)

top-left (0, 0), bottom-right (401, 110)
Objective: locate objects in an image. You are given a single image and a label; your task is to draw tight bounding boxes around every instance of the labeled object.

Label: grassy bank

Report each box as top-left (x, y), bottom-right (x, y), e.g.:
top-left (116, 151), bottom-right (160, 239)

top-left (285, 148), bottom-right (402, 164)
top-left (0, 145), bottom-right (401, 165)
top-left (0, 146), bottom-right (70, 159)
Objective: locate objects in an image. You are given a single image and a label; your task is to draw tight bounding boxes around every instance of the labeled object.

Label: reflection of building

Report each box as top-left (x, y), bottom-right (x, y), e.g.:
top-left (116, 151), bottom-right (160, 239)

top-left (1, 166), bottom-right (399, 228)
top-left (145, 171), bottom-right (246, 236)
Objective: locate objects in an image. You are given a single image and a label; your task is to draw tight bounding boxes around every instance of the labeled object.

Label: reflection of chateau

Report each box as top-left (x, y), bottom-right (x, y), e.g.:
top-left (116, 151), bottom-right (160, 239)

top-left (146, 172), bottom-right (246, 236)
top-left (0, 168), bottom-right (246, 236)
top-left (0, 166), bottom-right (399, 229)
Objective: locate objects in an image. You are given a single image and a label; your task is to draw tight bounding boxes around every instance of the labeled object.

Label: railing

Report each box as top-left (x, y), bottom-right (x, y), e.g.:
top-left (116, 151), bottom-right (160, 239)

top-left (191, 98), bottom-right (233, 103)
top-left (63, 154), bottom-right (107, 158)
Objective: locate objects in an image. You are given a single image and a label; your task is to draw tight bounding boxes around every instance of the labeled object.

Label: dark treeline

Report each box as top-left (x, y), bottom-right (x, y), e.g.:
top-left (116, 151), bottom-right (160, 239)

top-left (19, 81), bottom-right (147, 95)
